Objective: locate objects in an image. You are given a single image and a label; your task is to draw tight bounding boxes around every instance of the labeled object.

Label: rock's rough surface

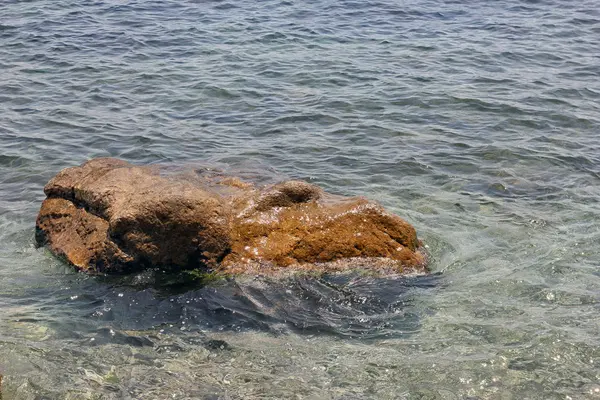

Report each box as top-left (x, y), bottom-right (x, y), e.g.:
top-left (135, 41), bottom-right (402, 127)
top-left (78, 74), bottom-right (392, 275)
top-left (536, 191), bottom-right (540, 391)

top-left (36, 158), bottom-right (427, 275)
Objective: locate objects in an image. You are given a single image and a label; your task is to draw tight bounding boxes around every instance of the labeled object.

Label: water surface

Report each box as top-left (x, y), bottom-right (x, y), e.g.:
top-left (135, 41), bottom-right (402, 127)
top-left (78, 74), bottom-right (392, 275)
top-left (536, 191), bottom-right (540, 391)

top-left (1, 0), bottom-right (600, 398)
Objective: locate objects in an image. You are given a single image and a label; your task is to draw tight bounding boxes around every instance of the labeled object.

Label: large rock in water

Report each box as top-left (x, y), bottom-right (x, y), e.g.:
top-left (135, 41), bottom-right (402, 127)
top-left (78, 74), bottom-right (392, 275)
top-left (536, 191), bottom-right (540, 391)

top-left (36, 158), bottom-right (427, 275)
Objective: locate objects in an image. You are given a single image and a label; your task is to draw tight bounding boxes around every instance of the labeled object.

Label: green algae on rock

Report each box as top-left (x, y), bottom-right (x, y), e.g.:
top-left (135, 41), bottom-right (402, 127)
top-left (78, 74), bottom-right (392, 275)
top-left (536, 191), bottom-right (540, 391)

top-left (36, 158), bottom-right (427, 276)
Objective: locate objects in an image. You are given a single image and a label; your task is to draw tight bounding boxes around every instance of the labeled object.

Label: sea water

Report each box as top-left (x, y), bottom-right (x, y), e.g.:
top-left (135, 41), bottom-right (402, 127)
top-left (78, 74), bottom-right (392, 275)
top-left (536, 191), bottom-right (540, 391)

top-left (1, 0), bottom-right (599, 398)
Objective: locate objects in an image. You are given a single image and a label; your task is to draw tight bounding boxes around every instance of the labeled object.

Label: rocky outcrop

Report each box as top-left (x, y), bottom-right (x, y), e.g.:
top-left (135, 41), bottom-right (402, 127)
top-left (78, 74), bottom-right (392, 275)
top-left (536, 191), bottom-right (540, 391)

top-left (36, 158), bottom-right (427, 275)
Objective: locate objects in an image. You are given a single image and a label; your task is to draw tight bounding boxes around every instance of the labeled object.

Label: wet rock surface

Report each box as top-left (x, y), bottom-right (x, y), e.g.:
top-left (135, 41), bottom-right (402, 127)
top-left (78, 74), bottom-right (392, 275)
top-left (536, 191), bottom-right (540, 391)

top-left (36, 158), bottom-right (427, 275)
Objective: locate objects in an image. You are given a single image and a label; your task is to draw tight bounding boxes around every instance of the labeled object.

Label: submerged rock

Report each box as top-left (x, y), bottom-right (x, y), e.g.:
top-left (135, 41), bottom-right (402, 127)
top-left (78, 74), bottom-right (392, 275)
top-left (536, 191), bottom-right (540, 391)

top-left (36, 158), bottom-right (427, 275)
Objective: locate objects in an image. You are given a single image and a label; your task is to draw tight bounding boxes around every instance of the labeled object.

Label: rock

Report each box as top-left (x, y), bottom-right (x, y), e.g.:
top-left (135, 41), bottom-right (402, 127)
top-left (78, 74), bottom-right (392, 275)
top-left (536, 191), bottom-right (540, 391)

top-left (205, 339), bottom-right (231, 351)
top-left (36, 158), bottom-right (427, 275)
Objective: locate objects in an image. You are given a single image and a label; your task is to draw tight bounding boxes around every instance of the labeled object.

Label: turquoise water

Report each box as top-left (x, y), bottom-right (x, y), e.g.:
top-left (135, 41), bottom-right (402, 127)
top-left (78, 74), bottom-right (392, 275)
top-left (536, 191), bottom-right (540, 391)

top-left (1, 0), bottom-right (600, 398)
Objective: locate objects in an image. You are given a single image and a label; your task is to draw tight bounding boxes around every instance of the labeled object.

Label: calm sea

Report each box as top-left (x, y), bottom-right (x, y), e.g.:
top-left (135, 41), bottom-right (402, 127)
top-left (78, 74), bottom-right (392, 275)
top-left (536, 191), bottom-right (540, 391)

top-left (1, 0), bottom-right (599, 398)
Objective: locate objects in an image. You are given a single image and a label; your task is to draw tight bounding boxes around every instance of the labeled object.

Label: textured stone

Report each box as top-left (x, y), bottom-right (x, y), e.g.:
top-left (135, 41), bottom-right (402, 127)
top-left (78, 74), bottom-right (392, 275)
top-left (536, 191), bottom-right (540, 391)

top-left (36, 158), bottom-right (427, 275)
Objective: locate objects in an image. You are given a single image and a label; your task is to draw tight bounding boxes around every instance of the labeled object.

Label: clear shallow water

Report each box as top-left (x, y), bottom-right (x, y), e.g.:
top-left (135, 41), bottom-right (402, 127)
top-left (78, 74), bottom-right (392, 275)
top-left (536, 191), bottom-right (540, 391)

top-left (1, 0), bottom-right (600, 398)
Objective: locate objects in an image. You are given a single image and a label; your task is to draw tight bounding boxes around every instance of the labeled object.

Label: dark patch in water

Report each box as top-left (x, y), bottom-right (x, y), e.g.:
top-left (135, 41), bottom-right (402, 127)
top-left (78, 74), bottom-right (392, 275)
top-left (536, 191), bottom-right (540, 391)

top-left (37, 270), bottom-right (440, 341)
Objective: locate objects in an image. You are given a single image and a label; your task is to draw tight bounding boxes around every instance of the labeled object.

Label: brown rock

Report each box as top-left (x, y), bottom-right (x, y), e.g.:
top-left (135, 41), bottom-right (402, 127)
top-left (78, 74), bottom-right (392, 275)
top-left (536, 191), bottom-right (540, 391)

top-left (36, 158), bottom-right (427, 275)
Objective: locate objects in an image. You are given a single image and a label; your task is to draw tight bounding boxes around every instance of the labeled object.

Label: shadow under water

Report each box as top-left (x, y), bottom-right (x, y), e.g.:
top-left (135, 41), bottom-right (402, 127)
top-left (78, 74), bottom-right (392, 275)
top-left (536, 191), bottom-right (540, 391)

top-left (58, 270), bottom-right (441, 343)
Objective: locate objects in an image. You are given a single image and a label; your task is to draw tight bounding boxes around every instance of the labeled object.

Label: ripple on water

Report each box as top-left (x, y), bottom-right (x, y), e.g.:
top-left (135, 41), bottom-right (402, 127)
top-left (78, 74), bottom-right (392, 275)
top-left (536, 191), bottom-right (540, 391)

top-left (1, 0), bottom-right (600, 397)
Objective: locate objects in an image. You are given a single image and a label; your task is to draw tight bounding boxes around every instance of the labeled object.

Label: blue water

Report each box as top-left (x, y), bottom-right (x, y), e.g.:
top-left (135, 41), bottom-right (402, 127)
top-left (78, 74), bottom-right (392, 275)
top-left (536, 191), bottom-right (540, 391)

top-left (1, 0), bottom-right (600, 398)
